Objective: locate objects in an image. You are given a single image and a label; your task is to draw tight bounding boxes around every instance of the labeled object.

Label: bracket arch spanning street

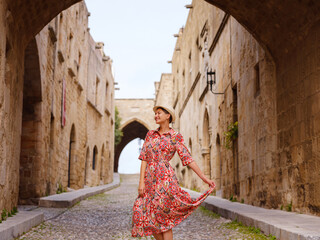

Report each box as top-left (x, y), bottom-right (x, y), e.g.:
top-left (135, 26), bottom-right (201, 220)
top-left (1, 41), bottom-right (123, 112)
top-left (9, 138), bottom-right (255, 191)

top-left (114, 98), bottom-right (157, 172)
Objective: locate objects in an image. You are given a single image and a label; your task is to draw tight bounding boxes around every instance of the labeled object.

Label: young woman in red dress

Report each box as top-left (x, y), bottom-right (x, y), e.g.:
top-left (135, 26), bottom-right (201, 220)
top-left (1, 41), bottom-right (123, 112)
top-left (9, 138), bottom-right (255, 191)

top-left (131, 104), bottom-right (215, 240)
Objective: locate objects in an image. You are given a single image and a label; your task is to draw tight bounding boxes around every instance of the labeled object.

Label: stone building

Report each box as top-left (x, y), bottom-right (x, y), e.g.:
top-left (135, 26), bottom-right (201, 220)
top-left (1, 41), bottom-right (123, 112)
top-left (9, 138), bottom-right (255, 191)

top-left (0, 1), bottom-right (115, 212)
top-left (156, 0), bottom-right (320, 216)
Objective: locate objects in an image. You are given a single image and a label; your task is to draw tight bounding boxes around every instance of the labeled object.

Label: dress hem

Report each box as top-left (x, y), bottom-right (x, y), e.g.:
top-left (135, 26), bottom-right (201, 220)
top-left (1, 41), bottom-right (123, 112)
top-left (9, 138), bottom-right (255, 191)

top-left (131, 185), bottom-right (215, 238)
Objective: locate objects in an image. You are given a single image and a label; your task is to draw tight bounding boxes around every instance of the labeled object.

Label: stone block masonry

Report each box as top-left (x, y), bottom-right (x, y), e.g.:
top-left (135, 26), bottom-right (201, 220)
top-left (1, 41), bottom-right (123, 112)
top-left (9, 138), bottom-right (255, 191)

top-left (156, 0), bottom-right (320, 216)
top-left (0, 1), bottom-right (115, 213)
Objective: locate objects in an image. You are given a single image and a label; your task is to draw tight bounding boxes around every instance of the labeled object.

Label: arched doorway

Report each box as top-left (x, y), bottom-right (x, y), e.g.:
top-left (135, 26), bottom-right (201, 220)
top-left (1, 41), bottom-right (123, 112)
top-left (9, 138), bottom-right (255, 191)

top-left (202, 109), bottom-right (211, 179)
top-left (84, 147), bottom-right (90, 186)
top-left (100, 144), bottom-right (105, 184)
top-left (92, 146), bottom-right (98, 171)
top-left (215, 133), bottom-right (222, 196)
top-left (114, 119), bottom-right (149, 172)
top-left (68, 124), bottom-right (76, 188)
top-left (19, 37), bottom-right (43, 204)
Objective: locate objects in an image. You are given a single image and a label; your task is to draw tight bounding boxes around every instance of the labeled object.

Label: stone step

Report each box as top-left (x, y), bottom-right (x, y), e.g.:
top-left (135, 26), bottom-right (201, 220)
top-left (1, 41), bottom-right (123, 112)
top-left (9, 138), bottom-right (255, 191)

top-left (39, 173), bottom-right (120, 208)
top-left (0, 211), bottom-right (43, 240)
top-left (184, 188), bottom-right (320, 240)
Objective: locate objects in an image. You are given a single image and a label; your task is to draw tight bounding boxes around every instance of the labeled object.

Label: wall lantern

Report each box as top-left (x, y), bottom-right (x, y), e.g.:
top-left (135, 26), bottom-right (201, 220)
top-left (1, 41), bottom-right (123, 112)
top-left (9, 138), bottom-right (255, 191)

top-left (206, 68), bottom-right (224, 95)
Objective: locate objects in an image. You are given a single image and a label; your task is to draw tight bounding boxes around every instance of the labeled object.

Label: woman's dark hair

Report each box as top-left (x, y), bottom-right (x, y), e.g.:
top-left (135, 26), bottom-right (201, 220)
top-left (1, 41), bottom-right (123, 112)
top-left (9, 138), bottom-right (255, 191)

top-left (157, 107), bottom-right (172, 123)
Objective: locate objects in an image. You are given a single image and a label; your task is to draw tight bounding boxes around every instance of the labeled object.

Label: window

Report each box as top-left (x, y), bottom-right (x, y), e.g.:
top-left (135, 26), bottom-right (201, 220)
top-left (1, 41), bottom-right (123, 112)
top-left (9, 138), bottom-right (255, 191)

top-left (95, 77), bottom-right (100, 106)
top-left (68, 32), bottom-right (74, 60)
top-left (77, 51), bottom-right (81, 72)
top-left (49, 114), bottom-right (55, 149)
top-left (105, 81), bottom-right (109, 106)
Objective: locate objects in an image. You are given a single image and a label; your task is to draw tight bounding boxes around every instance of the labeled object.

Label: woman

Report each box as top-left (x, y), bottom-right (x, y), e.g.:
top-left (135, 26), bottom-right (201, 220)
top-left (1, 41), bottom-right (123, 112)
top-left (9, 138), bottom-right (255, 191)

top-left (131, 104), bottom-right (215, 240)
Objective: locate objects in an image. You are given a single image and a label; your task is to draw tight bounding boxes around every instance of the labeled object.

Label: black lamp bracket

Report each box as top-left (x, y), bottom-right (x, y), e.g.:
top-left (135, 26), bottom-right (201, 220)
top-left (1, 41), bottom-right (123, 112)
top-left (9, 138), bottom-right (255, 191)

top-left (206, 68), bottom-right (224, 95)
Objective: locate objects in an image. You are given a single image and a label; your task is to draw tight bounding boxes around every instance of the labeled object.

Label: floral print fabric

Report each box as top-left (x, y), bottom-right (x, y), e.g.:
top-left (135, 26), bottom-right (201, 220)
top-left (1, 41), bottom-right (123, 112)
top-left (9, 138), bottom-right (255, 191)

top-left (131, 127), bottom-right (215, 237)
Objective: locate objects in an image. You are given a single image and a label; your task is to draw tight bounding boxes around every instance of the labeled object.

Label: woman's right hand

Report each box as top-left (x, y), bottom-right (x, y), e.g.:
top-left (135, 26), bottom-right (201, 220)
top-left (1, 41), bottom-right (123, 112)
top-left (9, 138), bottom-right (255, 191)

top-left (138, 181), bottom-right (145, 197)
top-left (203, 177), bottom-right (216, 188)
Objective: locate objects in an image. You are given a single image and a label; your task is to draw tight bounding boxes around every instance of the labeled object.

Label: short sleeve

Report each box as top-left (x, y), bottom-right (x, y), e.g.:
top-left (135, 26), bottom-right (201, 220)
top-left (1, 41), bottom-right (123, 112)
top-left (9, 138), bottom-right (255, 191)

top-left (175, 132), bottom-right (194, 166)
top-left (138, 131), bottom-right (151, 161)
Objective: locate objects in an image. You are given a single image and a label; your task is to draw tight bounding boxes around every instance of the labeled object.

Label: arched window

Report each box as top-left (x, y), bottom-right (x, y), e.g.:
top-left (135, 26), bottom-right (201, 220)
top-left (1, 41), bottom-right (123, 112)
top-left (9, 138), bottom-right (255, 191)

top-left (84, 147), bottom-right (90, 186)
top-left (92, 146), bottom-right (98, 170)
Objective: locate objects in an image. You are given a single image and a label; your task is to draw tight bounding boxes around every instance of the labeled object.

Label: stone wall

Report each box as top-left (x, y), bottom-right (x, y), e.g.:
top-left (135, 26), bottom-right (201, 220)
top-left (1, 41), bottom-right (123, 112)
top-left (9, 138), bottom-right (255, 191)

top-left (0, 1), bottom-right (115, 211)
top-left (274, 20), bottom-right (320, 215)
top-left (156, 0), bottom-right (320, 216)
top-left (0, 0), bottom-right (319, 217)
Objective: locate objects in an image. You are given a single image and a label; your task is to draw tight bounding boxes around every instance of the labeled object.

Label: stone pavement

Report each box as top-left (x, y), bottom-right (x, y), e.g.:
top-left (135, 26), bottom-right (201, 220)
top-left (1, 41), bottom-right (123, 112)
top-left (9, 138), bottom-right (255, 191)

top-left (16, 174), bottom-right (269, 240)
top-left (185, 189), bottom-right (320, 240)
top-left (39, 173), bottom-right (120, 208)
top-left (0, 174), bottom-right (120, 240)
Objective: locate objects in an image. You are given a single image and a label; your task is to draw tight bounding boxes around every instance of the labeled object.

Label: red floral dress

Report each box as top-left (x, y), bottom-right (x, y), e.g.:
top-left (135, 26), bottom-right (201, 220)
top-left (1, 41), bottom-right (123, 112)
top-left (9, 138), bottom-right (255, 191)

top-left (131, 127), bottom-right (215, 237)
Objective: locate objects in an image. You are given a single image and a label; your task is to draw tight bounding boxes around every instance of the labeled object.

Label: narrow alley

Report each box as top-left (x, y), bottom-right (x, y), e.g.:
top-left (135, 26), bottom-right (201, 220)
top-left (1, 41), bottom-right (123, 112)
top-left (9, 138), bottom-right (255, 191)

top-left (0, 1), bottom-right (320, 239)
top-left (17, 174), bottom-right (271, 240)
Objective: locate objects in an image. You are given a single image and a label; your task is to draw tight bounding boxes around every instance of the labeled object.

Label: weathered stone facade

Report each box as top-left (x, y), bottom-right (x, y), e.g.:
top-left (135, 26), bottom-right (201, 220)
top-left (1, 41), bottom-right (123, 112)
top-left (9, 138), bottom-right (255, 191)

top-left (0, 1), bottom-right (115, 212)
top-left (156, 0), bottom-right (320, 216)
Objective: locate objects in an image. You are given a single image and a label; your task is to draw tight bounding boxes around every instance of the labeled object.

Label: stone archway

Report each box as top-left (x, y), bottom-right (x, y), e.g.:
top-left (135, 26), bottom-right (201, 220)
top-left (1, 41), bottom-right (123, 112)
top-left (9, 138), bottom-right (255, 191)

top-left (7, 0), bottom-right (320, 64)
top-left (114, 120), bottom-right (149, 172)
top-left (204, 0), bottom-right (320, 64)
top-left (215, 133), bottom-right (222, 194)
top-left (6, 0), bottom-right (82, 48)
top-left (19, 37), bottom-right (43, 204)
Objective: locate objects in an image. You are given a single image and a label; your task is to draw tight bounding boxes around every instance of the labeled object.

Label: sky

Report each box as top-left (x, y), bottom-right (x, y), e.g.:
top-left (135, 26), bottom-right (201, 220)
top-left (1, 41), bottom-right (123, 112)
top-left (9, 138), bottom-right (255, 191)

top-left (85, 0), bottom-right (190, 173)
top-left (85, 0), bottom-right (190, 99)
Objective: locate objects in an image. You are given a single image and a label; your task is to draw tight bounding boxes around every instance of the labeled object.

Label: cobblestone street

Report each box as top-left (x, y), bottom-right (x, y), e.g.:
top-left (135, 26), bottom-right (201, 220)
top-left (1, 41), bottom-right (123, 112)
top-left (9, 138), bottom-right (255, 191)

top-left (17, 174), bottom-right (266, 240)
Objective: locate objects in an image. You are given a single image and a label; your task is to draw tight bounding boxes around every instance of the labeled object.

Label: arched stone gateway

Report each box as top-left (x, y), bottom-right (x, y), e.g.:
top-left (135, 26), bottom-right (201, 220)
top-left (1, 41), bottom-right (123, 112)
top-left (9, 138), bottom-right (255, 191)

top-left (114, 120), bottom-right (149, 172)
top-left (7, 0), bottom-right (320, 65)
top-left (115, 98), bottom-right (157, 172)
top-left (6, 0), bottom-right (82, 47)
top-left (204, 0), bottom-right (320, 63)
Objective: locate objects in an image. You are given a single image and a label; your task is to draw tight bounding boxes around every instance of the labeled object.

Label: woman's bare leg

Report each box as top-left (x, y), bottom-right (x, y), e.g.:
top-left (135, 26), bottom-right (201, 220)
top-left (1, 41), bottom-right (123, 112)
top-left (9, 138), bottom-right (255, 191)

top-left (153, 232), bottom-right (163, 240)
top-left (163, 229), bottom-right (173, 240)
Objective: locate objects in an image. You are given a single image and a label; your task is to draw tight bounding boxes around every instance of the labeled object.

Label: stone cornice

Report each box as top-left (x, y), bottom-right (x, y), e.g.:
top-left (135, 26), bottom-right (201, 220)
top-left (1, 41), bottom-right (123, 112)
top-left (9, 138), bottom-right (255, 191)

top-left (209, 13), bottom-right (230, 56)
top-left (179, 72), bottom-right (201, 117)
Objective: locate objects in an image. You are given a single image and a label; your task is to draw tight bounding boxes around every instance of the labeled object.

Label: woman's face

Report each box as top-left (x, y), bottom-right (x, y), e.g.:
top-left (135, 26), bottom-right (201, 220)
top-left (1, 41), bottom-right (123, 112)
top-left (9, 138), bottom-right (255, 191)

top-left (155, 108), bottom-right (170, 124)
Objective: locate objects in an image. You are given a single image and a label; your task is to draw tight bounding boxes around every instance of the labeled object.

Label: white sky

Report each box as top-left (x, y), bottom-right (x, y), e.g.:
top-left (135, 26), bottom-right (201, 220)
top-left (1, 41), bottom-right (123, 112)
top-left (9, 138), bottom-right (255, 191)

top-left (118, 138), bottom-right (143, 174)
top-left (85, 0), bottom-right (190, 173)
top-left (85, 0), bottom-right (190, 99)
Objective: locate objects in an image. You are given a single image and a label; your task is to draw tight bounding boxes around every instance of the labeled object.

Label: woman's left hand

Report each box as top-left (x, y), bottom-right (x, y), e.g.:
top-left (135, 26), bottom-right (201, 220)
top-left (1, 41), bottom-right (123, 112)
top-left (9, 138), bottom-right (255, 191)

top-left (203, 177), bottom-right (216, 188)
